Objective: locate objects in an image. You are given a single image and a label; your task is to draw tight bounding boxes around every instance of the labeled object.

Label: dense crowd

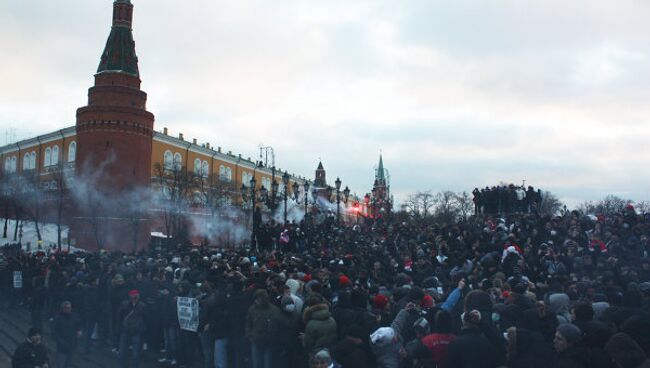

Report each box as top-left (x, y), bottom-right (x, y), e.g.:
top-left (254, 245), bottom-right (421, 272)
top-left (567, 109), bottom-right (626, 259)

top-left (472, 185), bottom-right (543, 215)
top-left (2, 205), bottom-right (650, 368)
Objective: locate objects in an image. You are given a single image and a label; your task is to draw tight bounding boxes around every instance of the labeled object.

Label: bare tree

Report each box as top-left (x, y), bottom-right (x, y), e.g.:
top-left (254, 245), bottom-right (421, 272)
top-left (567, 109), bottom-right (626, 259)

top-left (153, 162), bottom-right (192, 246)
top-left (538, 191), bottom-right (564, 216)
top-left (454, 191), bottom-right (473, 220)
top-left (577, 195), bottom-right (630, 216)
top-left (433, 190), bottom-right (459, 223)
top-left (0, 171), bottom-right (12, 238)
top-left (195, 172), bottom-right (237, 246)
top-left (636, 201), bottom-right (650, 214)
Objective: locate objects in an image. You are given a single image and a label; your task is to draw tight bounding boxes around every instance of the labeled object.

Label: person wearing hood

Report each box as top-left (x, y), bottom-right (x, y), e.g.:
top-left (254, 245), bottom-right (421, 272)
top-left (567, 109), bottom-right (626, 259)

top-left (463, 290), bottom-right (506, 366)
top-left (285, 278), bottom-right (305, 315)
top-left (245, 289), bottom-right (282, 368)
top-left (303, 295), bottom-right (338, 353)
top-left (370, 326), bottom-right (402, 368)
top-left (605, 332), bottom-right (650, 368)
top-left (276, 296), bottom-right (303, 368)
top-left (548, 293), bottom-right (572, 325)
top-left (554, 323), bottom-right (588, 368)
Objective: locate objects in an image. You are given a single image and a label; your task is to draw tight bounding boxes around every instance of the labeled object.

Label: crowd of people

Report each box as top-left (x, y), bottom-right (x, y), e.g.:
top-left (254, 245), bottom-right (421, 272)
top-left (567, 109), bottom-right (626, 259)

top-left (473, 184), bottom-right (543, 215)
top-left (2, 204), bottom-right (650, 368)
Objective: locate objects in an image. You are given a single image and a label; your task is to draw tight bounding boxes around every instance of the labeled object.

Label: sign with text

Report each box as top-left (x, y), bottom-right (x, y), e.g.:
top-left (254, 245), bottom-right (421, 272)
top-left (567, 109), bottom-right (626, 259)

top-left (177, 297), bottom-right (199, 332)
top-left (13, 271), bottom-right (23, 289)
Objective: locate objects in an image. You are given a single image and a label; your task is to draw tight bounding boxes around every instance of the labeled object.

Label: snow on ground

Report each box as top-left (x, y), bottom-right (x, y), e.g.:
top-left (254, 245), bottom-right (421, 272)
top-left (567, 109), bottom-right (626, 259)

top-left (0, 218), bottom-right (80, 252)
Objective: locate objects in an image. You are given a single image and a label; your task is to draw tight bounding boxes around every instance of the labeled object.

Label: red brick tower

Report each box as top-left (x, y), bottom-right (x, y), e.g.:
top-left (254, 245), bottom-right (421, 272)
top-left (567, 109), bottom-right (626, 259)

top-left (71, 0), bottom-right (154, 251)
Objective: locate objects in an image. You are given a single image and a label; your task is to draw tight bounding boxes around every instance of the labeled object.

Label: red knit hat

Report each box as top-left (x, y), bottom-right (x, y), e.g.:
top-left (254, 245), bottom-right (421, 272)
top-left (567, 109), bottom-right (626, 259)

top-left (302, 274), bottom-right (312, 282)
top-left (128, 289), bottom-right (140, 297)
top-left (339, 275), bottom-right (351, 287)
top-left (373, 294), bottom-right (389, 310)
top-left (421, 295), bottom-right (434, 309)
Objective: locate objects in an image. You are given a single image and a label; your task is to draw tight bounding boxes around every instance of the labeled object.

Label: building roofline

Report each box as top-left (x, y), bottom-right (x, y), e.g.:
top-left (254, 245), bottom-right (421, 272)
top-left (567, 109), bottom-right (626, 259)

top-left (0, 126), bottom-right (76, 154)
top-left (152, 131), bottom-right (306, 181)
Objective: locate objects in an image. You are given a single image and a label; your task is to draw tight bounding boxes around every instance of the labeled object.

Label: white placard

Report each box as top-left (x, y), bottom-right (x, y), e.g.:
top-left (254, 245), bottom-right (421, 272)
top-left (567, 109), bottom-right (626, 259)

top-left (177, 297), bottom-right (199, 332)
top-left (13, 271), bottom-right (23, 289)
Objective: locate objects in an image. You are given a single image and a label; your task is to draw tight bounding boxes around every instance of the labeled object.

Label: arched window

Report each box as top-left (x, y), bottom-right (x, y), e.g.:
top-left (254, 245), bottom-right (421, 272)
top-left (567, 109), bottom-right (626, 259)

top-left (23, 155), bottom-right (30, 170)
top-left (67, 141), bottom-right (76, 162)
top-left (52, 145), bottom-right (59, 165)
top-left (262, 177), bottom-right (271, 190)
top-left (173, 153), bottom-right (182, 170)
top-left (242, 172), bottom-right (253, 187)
top-left (219, 165), bottom-right (227, 180)
top-left (226, 167), bottom-right (232, 182)
top-left (4, 158), bottom-right (10, 173)
top-left (10, 156), bottom-right (16, 172)
top-left (193, 158), bottom-right (201, 175)
top-left (44, 147), bottom-right (52, 167)
top-left (30, 152), bottom-right (36, 170)
top-left (163, 150), bottom-right (173, 169)
top-left (201, 161), bottom-right (209, 178)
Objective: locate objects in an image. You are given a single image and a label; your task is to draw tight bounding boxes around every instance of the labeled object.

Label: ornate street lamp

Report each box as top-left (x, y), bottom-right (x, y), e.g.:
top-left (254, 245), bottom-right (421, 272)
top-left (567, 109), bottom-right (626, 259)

top-left (282, 171), bottom-right (290, 223)
top-left (333, 177), bottom-right (350, 224)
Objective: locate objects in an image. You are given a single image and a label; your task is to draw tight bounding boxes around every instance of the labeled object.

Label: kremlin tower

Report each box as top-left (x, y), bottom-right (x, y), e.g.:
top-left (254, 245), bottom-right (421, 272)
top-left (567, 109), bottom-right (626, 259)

top-left (71, 0), bottom-right (154, 251)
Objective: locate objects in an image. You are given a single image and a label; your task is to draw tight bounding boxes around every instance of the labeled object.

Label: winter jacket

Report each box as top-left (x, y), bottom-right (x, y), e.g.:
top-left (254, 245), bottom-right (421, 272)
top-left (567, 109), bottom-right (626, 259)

top-left (245, 299), bottom-right (282, 344)
top-left (445, 326), bottom-right (500, 368)
top-left (421, 333), bottom-right (456, 368)
top-left (158, 294), bottom-right (178, 329)
top-left (117, 300), bottom-right (147, 335)
top-left (52, 312), bottom-right (80, 353)
top-left (208, 290), bottom-right (231, 339)
top-left (331, 337), bottom-right (371, 368)
top-left (554, 345), bottom-right (588, 368)
top-left (12, 340), bottom-right (48, 368)
top-left (303, 303), bottom-right (338, 352)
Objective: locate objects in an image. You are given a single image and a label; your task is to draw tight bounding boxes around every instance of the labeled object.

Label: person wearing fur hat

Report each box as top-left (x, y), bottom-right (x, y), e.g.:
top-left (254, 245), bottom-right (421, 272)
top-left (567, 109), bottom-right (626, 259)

top-left (303, 295), bottom-right (338, 354)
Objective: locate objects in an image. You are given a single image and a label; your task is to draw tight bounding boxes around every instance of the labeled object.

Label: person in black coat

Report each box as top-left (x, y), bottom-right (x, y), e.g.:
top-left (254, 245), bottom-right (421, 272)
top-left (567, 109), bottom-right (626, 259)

top-left (331, 324), bottom-right (372, 368)
top-left (207, 286), bottom-right (231, 368)
top-left (51, 301), bottom-right (81, 368)
top-left (12, 327), bottom-right (49, 368)
top-left (553, 324), bottom-right (588, 368)
top-left (446, 310), bottom-right (500, 368)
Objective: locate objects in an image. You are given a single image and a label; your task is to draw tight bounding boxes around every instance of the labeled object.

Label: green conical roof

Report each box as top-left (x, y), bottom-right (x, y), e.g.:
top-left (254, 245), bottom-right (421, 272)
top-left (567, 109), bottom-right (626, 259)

top-left (96, 2), bottom-right (139, 77)
top-left (376, 154), bottom-right (385, 181)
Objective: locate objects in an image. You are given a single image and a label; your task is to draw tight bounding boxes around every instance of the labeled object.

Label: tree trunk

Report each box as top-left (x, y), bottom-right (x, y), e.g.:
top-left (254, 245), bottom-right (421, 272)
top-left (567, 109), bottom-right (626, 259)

top-left (34, 218), bottom-right (42, 242)
top-left (13, 214), bottom-right (19, 241)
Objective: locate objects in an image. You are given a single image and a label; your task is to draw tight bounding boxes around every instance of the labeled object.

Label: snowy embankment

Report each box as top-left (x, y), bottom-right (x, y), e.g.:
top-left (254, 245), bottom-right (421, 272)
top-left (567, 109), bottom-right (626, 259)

top-left (0, 218), bottom-right (80, 252)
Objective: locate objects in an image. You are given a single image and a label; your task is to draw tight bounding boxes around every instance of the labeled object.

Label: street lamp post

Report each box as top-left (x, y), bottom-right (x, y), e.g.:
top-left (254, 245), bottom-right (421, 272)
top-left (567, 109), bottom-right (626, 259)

top-left (292, 180), bottom-right (311, 218)
top-left (282, 172), bottom-right (290, 224)
top-left (333, 177), bottom-right (350, 225)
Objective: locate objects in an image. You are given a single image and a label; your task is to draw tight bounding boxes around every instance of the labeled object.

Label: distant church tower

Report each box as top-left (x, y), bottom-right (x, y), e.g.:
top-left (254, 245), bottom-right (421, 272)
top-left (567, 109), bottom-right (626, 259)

top-left (370, 154), bottom-right (391, 218)
top-left (314, 161), bottom-right (327, 188)
top-left (71, 0), bottom-right (154, 251)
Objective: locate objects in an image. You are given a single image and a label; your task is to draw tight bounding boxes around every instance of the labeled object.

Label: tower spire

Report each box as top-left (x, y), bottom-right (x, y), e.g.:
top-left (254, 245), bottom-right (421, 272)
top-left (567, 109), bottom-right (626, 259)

top-left (97, 0), bottom-right (139, 77)
top-left (376, 154), bottom-right (385, 181)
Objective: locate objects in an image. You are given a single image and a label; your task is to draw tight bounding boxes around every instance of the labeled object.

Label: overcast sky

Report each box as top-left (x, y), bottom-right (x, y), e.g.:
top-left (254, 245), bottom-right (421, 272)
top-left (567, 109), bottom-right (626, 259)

top-left (1, 0), bottom-right (649, 208)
